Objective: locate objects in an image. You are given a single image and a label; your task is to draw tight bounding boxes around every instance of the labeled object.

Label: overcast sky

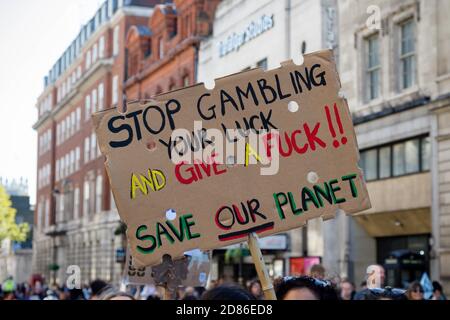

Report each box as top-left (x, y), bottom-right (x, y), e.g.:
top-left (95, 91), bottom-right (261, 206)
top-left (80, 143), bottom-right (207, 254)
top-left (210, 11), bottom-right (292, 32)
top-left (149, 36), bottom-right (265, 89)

top-left (0, 0), bottom-right (103, 204)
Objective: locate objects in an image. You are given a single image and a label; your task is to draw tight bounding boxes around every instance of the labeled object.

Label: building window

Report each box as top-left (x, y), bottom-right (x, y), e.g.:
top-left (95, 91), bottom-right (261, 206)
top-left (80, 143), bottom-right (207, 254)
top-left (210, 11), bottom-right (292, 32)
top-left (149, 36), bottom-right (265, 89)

top-left (61, 120), bottom-right (66, 143)
top-left (366, 34), bottom-right (380, 101)
top-left (360, 135), bottom-right (430, 181)
top-left (76, 107), bottom-right (81, 131)
top-left (92, 43), bottom-right (98, 63)
top-left (85, 49), bottom-right (92, 70)
top-left (95, 175), bottom-right (103, 213)
top-left (98, 83), bottom-right (104, 110)
top-left (83, 180), bottom-right (90, 216)
top-left (159, 37), bottom-right (164, 59)
top-left (99, 36), bottom-right (105, 58)
top-left (393, 139), bottom-right (419, 176)
top-left (59, 157), bottom-right (64, 180)
top-left (113, 25), bottom-right (119, 56)
top-left (85, 94), bottom-right (91, 121)
top-left (75, 147), bottom-right (80, 171)
top-left (66, 116), bottom-right (71, 138)
top-left (56, 160), bottom-right (60, 181)
top-left (90, 133), bottom-right (97, 160)
top-left (74, 187), bottom-right (80, 220)
top-left (257, 58), bottom-right (268, 71)
top-left (91, 88), bottom-right (97, 113)
top-left (77, 66), bottom-right (82, 79)
top-left (70, 149), bottom-right (75, 174)
top-left (112, 75), bottom-right (119, 105)
top-left (183, 75), bottom-right (190, 87)
top-left (399, 19), bottom-right (416, 90)
top-left (44, 198), bottom-right (50, 227)
top-left (84, 137), bottom-right (90, 163)
top-left (65, 153), bottom-right (70, 177)
top-left (71, 111), bottom-right (76, 135)
top-left (360, 149), bottom-right (377, 181)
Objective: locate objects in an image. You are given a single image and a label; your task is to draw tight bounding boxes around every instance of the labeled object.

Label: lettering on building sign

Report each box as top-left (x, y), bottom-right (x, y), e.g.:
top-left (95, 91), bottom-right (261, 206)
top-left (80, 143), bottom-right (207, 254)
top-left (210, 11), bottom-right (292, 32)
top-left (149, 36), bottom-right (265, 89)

top-left (219, 14), bottom-right (274, 57)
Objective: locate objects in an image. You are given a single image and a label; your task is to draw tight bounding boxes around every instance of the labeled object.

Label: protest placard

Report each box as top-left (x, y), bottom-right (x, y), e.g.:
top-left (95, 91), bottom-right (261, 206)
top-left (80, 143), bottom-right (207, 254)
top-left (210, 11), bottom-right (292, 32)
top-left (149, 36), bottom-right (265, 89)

top-left (94, 49), bottom-right (371, 268)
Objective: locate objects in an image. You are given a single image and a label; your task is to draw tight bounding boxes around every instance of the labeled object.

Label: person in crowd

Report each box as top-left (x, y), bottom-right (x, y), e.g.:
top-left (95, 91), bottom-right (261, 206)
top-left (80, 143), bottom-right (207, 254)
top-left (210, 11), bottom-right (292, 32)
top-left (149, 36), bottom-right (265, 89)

top-left (339, 279), bottom-right (355, 300)
top-left (309, 264), bottom-right (326, 280)
top-left (43, 289), bottom-right (59, 300)
top-left (1, 276), bottom-right (17, 300)
top-left (431, 281), bottom-right (447, 300)
top-left (181, 286), bottom-right (198, 300)
top-left (353, 264), bottom-right (386, 300)
top-left (360, 280), bottom-right (367, 291)
top-left (406, 281), bottom-right (425, 300)
top-left (202, 284), bottom-right (256, 300)
top-left (248, 279), bottom-right (264, 300)
top-left (355, 287), bottom-right (407, 300)
top-left (101, 288), bottom-right (135, 300)
top-left (68, 288), bottom-right (86, 300)
top-left (89, 279), bottom-right (109, 300)
top-left (273, 276), bottom-right (339, 300)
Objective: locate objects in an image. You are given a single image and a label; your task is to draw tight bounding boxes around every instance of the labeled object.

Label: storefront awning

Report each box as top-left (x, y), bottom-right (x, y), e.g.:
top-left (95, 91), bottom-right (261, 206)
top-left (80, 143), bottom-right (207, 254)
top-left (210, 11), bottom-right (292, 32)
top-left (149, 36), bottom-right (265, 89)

top-left (353, 208), bottom-right (430, 237)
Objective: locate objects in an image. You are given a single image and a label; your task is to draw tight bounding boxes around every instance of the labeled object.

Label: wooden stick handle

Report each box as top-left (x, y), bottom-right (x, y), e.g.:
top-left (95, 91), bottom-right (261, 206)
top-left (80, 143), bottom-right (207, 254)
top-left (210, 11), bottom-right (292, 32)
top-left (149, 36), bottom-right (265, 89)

top-left (247, 232), bottom-right (277, 300)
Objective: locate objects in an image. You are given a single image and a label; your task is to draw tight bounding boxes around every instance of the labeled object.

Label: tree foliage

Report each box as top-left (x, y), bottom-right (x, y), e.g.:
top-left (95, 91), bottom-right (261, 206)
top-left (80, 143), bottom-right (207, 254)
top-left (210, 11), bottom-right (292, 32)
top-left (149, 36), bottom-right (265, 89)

top-left (0, 185), bottom-right (30, 242)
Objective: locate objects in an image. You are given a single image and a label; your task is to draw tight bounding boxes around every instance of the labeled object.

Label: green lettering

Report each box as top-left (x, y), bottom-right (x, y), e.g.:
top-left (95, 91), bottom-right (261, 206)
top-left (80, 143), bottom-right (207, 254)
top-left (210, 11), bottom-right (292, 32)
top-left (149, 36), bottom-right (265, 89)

top-left (135, 225), bottom-right (156, 254)
top-left (301, 186), bottom-right (320, 211)
top-left (313, 182), bottom-right (333, 207)
top-left (329, 179), bottom-right (346, 204)
top-left (342, 173), bottom-right (358, 198)
top-left (288, 191), bottom-right (303, 215)
top-left (156, 222), bottom-right (175, 247)
top-left (184, 214), bottom-right (201, 240)
top-left (273, 192), bottom-right (288, 220)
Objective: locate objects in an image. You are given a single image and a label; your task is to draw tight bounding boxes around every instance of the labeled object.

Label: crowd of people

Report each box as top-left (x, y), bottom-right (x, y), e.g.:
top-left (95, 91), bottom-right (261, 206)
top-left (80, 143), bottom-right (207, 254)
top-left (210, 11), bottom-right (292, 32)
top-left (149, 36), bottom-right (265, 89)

top-left (0, 264), bottom-right (447, 301)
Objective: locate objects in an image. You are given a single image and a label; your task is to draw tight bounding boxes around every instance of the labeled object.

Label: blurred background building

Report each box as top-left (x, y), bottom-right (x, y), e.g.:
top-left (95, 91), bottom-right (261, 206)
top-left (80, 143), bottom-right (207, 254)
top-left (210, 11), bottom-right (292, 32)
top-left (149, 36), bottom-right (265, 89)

top-left (338, 0), bottom-right (450, 291)
top-left (32, 0), bottom-right (450, 291)
top-left (197, 0), bottom-right (338, 283)
top-left (32, 0), bottom-right (165, 285)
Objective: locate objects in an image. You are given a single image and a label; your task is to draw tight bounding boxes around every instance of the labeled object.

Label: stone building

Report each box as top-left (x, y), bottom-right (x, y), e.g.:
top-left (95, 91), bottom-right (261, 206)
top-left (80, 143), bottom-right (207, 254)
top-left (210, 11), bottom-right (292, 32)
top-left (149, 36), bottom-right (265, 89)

top-left (32, 0), bottom-right (164, 286)
top-left (335, 0), bottom-right (450, 290)
top-left (197, 0), bottom-right (339, 281)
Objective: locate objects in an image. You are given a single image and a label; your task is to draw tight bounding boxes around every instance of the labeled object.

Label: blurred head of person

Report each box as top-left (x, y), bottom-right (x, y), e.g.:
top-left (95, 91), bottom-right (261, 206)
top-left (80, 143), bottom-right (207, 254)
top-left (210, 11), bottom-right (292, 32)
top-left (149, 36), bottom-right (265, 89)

top-left (90, 279), bottom-right (108, 300)
top-left (432, 281), bottom-right (446, 300)
top-left (102, 290), bottom-right (135, 301)
top-left (181, 286), bottom-right (198, 300)
top-left (309, 264), bottom-right (326, 280)
top-left (248, 280), bottom-right (263, 299)
top-left (69, 288), bottom-right (85, 300)
top-left (360, 280), bottom-right (367, 290)
top-left (202, 284), bottom-right (256, 300)
top-left (407, 281), bottom-right (424, 300)
top-left (340, 279), bottom-right (355, 300)
top-left (355, 287), bottom-right (407, 300)
top-left (366, 264), bottom-right (386, 288)
top-left (274, 276), bottom-right (338, 300)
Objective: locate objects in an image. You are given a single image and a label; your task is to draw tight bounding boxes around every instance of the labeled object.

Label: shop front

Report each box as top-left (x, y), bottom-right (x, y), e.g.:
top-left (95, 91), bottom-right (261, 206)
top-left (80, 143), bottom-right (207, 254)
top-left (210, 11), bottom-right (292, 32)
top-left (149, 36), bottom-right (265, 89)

top-left (210, 234), bottom-right (289, 284)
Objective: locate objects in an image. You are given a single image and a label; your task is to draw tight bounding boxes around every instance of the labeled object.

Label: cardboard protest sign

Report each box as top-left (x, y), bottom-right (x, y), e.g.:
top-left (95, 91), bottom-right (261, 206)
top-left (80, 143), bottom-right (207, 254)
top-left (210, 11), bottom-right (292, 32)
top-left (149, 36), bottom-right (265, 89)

top-left (123, 247), bottom-right (210, 286)
top-left (94, 49), bottom-right (371, 267)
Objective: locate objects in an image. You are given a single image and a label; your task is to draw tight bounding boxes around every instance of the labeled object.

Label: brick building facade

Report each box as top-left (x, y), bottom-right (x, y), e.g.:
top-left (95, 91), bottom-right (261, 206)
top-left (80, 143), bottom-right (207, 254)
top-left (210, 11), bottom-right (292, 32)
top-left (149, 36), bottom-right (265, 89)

top-left (33, 0), bottom-right (164, 285)
top-left (125, 0), bottom-right (220, 99)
